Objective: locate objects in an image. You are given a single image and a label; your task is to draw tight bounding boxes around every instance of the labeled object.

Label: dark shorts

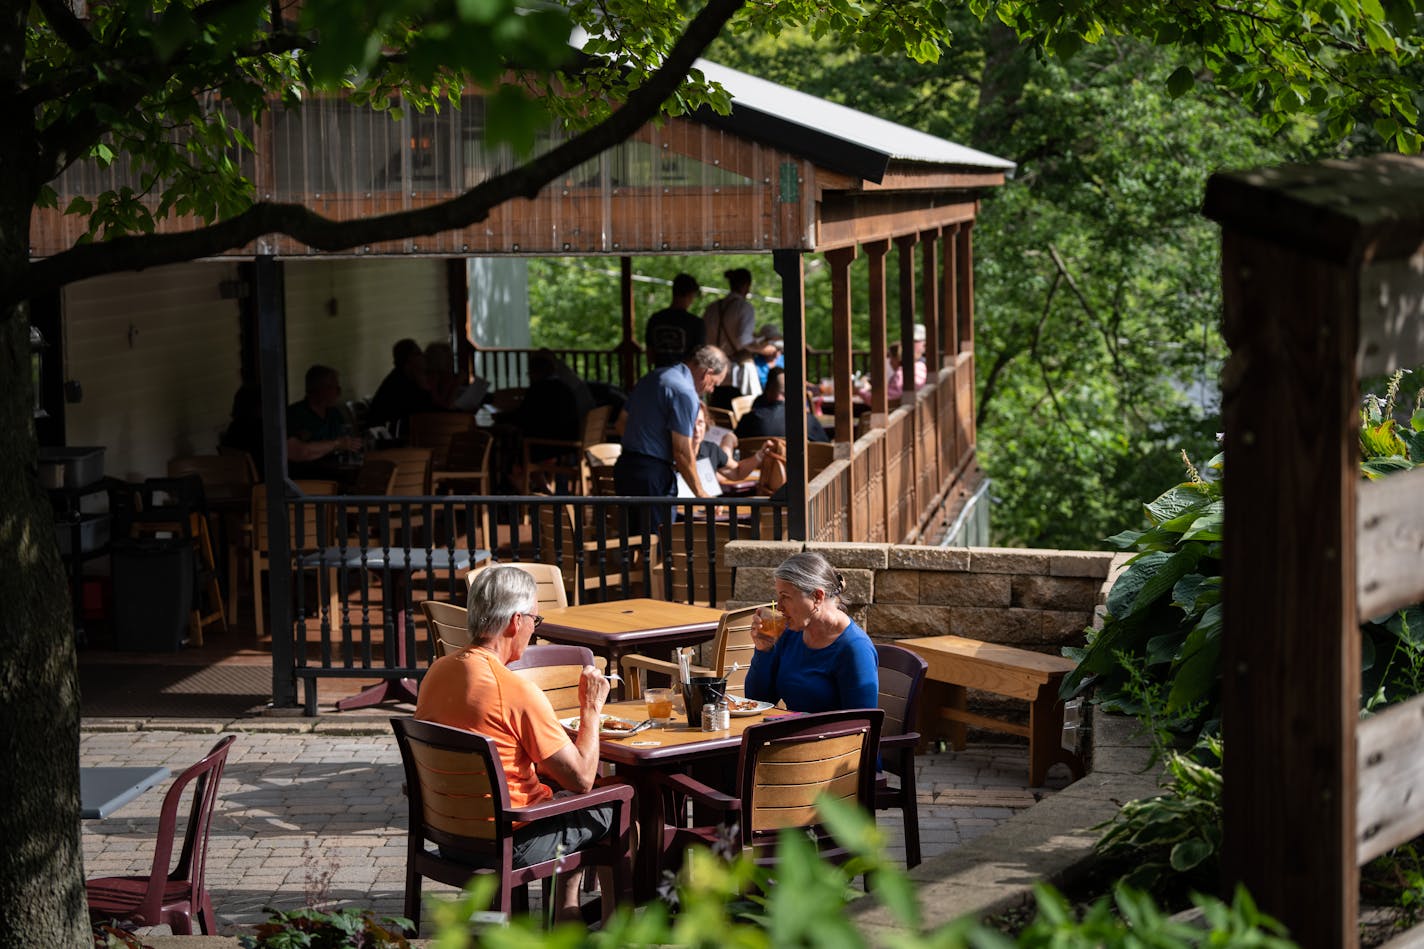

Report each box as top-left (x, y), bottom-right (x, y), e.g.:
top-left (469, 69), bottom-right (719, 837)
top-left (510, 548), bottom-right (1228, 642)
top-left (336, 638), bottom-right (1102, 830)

top-left (512, 802), bottom-right (616, 868)
top-left (439, 801), bottom-right (615, 870)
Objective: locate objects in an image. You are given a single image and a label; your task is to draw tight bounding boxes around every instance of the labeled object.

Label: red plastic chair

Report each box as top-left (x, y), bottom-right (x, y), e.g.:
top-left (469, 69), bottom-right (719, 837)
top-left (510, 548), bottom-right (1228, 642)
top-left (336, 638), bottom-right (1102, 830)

top-left (86, 735), bottom-right (235, 935)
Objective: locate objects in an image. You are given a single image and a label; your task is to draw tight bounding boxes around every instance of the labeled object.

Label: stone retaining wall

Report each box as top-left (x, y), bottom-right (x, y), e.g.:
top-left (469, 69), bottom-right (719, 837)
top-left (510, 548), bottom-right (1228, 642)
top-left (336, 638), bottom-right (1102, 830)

top-left (725, 541), bottom-right (1120, 655)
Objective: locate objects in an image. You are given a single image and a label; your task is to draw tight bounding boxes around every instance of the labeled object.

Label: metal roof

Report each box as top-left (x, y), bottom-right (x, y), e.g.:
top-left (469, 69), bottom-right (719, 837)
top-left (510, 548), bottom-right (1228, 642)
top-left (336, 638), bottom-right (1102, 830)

top-left (694, 58), bottom-right (1015, 183)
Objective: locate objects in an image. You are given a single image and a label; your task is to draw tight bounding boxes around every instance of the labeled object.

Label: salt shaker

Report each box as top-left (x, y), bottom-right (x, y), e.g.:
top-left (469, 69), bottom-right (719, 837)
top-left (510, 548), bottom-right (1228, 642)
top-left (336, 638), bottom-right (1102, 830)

top-left (714, 696), bottom-right (730, 731)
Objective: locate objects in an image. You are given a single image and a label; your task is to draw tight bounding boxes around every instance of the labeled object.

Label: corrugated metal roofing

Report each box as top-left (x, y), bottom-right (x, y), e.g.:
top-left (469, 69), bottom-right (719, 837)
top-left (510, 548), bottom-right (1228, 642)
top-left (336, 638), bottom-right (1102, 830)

top-left (695, 58), bottom-right (1015, 181)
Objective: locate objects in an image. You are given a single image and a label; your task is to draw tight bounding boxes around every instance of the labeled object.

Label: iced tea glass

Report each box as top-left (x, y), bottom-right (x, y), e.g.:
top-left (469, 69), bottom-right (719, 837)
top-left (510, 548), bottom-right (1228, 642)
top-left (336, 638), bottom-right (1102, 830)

top-left (755, 605), bottom-right (786, 642)
top-left (644, 688), bottom-right (674, 725)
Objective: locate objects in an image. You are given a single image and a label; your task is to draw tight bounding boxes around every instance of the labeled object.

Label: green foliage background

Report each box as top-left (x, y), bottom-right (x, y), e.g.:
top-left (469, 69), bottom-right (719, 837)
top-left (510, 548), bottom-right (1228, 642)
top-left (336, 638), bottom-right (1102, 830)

top-left (529, 17), bottom-right (1376, 550)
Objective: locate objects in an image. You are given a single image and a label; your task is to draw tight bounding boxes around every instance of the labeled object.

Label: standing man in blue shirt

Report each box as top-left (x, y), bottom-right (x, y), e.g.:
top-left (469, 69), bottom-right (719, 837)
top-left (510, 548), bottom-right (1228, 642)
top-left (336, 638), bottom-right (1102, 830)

top-left (614, 346), bottom-right (728, 528)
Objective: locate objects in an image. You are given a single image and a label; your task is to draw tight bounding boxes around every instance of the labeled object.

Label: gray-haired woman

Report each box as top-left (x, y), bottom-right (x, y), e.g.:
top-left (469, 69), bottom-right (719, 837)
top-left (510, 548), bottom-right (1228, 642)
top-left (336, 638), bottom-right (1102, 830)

top-left (743, 551), bottom-right (878, 712)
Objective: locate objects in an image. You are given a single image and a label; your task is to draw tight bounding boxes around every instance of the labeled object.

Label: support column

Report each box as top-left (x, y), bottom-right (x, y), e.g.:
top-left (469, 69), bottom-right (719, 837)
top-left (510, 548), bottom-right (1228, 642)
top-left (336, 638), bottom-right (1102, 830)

top-left (895, 233), bottom-right (920, 404)
top-left (920, 229), bottom-right (941, 376)
top-left (774, 249), bottom-right (808, 541)
top-left (864, 239), bottom-right (891, 427)
top-left (942, 225), bottom-right (959, 357)
top-left (617, 256), bottom-right (641, 390)
top-left (956, 223), bottom-right (975, 354)
top-left (826, 246), bottom-right (858, 447)
top-left (445, 259), bottom-right (470, 381)
top-left (255, 255), bottom-right (296, 709)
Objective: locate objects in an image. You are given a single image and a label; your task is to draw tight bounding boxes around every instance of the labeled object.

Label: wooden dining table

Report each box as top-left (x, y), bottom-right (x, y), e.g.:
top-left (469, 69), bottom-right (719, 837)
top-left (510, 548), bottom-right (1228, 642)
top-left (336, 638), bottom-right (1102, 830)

top-left (591, 698), bottom-right (788, 898)
top-left (534, 598), bottom-right (723, 690)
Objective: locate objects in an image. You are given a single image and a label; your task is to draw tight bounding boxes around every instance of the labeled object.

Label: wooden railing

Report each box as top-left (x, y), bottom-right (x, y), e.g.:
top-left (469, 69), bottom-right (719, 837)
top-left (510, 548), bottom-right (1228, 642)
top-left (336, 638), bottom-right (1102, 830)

top-left (281, 493), bottom-right (786, 713)
top-left (470, 345), bottom-right (870, 390)
top-left (805, 351), bottom-right (977, 545)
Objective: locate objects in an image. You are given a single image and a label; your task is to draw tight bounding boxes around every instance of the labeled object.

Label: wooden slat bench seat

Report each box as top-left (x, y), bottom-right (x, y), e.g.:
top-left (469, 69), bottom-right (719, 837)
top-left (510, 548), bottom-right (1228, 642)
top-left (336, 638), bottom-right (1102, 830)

top-left (898, 635), bottom-right (1085, 786)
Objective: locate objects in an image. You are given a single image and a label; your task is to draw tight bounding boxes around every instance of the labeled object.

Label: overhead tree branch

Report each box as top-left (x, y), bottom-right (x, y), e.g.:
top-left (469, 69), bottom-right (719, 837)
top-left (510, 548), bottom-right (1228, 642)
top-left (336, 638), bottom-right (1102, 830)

top-left (14, 0), bottom-right (746, 307)
top-left (33, 0), bottom-right (94, 51)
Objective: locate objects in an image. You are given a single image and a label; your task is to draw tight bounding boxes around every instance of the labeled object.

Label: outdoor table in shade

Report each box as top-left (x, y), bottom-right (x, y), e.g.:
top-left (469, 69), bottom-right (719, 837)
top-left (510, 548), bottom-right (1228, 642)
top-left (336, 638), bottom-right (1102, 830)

top-left (298, 546), bottom-right (490, 710)
top-left (80, 766), bottom-right (169, 819)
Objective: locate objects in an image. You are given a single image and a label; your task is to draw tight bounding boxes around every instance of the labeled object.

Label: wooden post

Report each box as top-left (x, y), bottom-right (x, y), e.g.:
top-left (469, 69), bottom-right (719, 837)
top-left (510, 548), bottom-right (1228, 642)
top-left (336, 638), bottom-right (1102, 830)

top-left (942, 224), bottom-right (959, 357)
top-left (955, 222), bottom-right (975, 354)
top-left (826, 246), bottom-right (858, 445)
top-left (445, 259), bottom-right (470, 380)
top-left (920, 229), bottom-right (941, 374)
top-left (895, 233), bottom-right (920, 404)
top-left (1206, 172), bottom-right (1362, 948)
top-left (254, 254), bottom-right (297, 709)
top-left (775, 249), bottom-right (809, 541)
top-left (617, 256), bottom-right (641, 390)
top-left (864, 239), bottom-right (890, 426)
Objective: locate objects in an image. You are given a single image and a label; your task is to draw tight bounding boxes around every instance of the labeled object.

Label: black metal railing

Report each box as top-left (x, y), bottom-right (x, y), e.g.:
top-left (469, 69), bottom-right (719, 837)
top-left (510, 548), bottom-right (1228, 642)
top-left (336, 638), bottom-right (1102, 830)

top-left (283, 493), bottom-right (786, 713)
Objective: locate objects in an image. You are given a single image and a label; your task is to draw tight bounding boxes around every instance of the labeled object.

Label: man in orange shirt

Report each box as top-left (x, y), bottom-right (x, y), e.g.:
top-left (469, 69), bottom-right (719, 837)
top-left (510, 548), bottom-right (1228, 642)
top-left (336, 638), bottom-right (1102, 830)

top-left (415, 566), bottom-right (612, 921)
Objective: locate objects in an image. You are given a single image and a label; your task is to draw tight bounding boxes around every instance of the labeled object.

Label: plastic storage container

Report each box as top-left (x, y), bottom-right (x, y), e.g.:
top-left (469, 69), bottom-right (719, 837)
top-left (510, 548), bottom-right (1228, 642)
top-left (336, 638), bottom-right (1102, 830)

top-left (38, 447), bottom-right (106, 489)
top-left (110, 537), bottom-right (193, 651)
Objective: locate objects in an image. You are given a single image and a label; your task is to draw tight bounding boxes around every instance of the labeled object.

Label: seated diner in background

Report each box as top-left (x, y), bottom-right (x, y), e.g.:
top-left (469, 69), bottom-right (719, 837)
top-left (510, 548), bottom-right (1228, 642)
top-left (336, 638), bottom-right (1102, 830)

top-left (692, 403), bottom-right (762, 492)
top-left (368, 338), bottom-right (435, 443)
top-left (856, 326), bottom-right (929, 405)
top-left (286, 365), bottom-right (363, 478)
top-left (743, 551), bottom-right (878, 713)
top-left (414, 566), bottom-right (617, 924)
top-left (734, 368), bottom-right (831, 443)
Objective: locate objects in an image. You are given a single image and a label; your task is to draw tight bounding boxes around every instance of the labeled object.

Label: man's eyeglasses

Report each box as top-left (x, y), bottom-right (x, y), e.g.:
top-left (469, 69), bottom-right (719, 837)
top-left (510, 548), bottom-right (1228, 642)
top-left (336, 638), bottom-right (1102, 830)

top-left (520, 612), bottom-right (544, 629)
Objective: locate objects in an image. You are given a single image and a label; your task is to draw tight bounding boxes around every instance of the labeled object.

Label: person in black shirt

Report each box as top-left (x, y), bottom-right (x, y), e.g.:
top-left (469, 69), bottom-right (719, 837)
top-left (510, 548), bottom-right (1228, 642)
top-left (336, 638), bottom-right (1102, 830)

top-left (644, 273), bottom-right (705, 367)
top-left (368, 338), bottom-right (435, 442)
top-left (734, 368), bottom-right (830, 442)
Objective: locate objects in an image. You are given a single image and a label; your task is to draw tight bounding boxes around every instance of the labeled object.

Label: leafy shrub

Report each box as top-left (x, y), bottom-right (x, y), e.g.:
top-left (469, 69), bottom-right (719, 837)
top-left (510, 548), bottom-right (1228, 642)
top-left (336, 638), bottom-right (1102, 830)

top-left (238, 906), bottom-right (413, 948)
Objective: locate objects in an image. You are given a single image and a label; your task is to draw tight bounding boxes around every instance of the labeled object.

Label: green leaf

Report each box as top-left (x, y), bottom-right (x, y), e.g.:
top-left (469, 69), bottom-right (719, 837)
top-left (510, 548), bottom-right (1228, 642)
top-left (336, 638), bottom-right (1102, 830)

top-left (1131, 545), bottom-right (1205, 615)
top-left (1107, 551), bottom-right (1168, 618)
top-left (1166, 65), bottom-right (1194, 97)
top-left (1170, 836), bottom-right (1215, 871)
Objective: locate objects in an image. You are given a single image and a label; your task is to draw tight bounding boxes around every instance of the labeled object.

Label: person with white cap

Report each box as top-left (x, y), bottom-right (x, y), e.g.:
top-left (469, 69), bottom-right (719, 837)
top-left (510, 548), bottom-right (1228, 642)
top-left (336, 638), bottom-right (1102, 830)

top-left (857, 325), bottom-right (928, 404)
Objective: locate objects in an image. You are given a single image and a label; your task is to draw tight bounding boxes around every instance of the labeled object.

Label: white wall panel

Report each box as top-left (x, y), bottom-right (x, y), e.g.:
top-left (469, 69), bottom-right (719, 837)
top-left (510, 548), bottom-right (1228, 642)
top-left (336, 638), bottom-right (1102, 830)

top-left (63, 262), bottom-right (242, 481)
top-left (283, 258), bottom-right (448, 401)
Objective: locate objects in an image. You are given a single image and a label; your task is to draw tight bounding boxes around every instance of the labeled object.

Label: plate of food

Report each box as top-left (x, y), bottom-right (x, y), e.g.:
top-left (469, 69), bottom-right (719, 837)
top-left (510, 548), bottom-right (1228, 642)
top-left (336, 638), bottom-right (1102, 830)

top-left (559, 715), bottom-right (641, 737)
top-left (727, 697), bottom-right (774, 717)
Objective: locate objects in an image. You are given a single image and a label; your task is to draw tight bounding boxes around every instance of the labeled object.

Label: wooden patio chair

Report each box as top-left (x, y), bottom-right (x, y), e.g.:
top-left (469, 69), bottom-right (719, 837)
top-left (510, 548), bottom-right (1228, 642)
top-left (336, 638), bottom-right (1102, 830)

top-left (653, 521), bottom-right (739, 607)
top-left (875, 643), bottom-right (929, 868)
top-left (390, 717), bottom-right (634, 932)
top-left (536, 503), bottom-right (655, 606)
top-left (807, 441), bottom-right (837, 479)
top-left (584, 441), bottom-right (622, 469)
top-left (522, 404), bottom-right (612, 496)
top-left (364, 447), bottom-right (434, 545)
top-left (466, 561), bottom-right (568, 611)
top-left (407, 412), bottom-right (476, 471)
top-left (729, 394), bottom-right (756, 426)
top-left (250, 480), bottom-right (339, 639)
top-left (86, 735), bottom-right (236, 936)
top-left (705, 405), bottom-right (737, 433)
top-left (653, 709), bottom-right (882, 874)
top-left (621, 603), bottom-right (762, 699)
top-left (169, 453), bottom-right (256, 625)
top-left (509, 643), bottom-right (600, 716)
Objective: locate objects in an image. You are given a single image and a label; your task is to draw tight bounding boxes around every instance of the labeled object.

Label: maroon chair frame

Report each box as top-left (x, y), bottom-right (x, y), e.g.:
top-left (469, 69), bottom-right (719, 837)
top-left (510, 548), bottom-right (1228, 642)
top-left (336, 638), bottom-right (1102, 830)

top-left (655, 709), bottom-right (883, 870)
top-left (875, 642), bottom-right (929, 867)
top-left (86, 735), bottom-right (236, 935)
top-left (390, 717), bottom-right (633, 932)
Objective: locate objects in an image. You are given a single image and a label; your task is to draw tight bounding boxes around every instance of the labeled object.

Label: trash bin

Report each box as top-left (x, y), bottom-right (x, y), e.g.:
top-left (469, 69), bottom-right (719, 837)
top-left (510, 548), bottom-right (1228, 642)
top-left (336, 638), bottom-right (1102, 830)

top-left (110, 536), bottom-right (193, 651)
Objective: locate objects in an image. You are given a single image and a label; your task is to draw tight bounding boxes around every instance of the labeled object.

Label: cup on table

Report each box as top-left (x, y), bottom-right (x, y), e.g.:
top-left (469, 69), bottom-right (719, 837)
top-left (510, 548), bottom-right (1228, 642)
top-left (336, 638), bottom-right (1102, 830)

top-left (644, 687), bottom-right (674, 725)
top-left (754, 605), bottom-right (786, 641)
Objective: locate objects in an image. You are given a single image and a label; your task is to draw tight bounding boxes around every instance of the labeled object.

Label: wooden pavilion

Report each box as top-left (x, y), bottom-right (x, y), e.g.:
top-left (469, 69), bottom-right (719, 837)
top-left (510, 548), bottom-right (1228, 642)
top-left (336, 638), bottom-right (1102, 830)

top-left (32, 57), bottom-right (1011, 545)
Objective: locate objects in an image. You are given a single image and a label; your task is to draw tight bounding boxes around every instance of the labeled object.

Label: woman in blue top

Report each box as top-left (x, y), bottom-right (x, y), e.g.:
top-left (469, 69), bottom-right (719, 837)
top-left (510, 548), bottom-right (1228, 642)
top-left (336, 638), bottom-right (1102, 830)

top-left (743, 551), bottom-right (879, 713)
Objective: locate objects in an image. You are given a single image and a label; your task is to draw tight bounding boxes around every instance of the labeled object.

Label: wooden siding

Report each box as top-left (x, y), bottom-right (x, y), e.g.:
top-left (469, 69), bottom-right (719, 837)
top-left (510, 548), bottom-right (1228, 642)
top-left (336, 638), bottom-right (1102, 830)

top-left (62, 262), bottom-right (243, 480)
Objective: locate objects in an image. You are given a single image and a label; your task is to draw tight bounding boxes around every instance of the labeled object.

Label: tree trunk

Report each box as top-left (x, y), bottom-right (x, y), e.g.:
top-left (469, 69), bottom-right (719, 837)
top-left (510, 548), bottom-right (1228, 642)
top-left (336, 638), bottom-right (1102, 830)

top-left (0, 190), bottom-right (89, 949)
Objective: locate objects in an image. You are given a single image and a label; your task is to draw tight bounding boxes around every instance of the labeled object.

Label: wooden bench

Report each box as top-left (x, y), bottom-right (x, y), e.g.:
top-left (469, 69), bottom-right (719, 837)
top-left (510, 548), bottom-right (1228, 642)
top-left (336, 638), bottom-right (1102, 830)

top-left (898, 635), bottom-right (1085, 786)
